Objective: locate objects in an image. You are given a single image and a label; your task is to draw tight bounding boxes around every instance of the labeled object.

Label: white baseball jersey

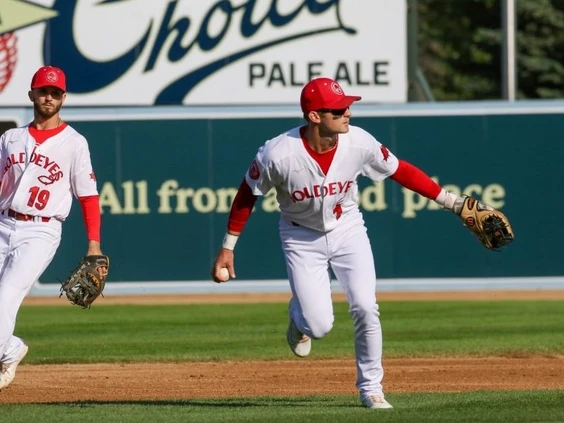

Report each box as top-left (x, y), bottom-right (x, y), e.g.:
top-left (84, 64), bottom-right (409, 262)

top-left (246, 125), bottom-right (399, 232)
top-left (0, 125), bottom-right (98, 221)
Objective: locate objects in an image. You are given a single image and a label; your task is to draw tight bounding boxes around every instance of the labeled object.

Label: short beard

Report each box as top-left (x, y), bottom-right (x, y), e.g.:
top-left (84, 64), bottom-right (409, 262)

top-left (34, 101), bottom-right (62, 119)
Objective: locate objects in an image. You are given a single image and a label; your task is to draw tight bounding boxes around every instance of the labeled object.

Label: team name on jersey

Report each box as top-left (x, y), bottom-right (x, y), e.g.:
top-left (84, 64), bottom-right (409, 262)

top-left (291, 180), bottom-right (354, 202)
top-left (3, 150), bottom-right (64, 185)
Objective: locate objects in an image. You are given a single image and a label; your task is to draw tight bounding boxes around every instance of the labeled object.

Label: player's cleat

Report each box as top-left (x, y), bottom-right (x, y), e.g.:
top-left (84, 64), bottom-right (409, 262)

top-left (0, 343), bottom-right (29, 390)
top-left (361, 395), bottom-right (393, 409)
top-left (286, 317), bottom-right (311, 357)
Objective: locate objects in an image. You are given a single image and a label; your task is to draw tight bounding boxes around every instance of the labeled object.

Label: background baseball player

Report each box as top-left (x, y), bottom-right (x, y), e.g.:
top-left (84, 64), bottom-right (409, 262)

top-left (211, 77), bottom-right (480, 409)
top-left (0, 66), bottom-right (105, 390)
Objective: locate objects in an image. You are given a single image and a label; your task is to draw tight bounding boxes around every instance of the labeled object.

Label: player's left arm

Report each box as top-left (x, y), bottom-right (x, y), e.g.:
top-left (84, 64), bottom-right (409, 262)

top-left (70, 137), bottom-right (103, 255)
top-left (389, 159), bottom-right (443, 200)
top-left (389, 159), bottom-right (465, 207)
top-left (79, 195), bottom-right (102, 254)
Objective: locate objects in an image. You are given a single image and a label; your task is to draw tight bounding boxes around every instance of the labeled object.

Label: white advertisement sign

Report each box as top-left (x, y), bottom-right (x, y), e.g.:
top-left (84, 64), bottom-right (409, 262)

top-left (0, 0), bottom-right (407, 106)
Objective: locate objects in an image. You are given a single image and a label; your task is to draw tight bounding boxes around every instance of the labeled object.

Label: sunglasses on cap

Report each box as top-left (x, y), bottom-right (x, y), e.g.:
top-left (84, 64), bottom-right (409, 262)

top-left (317, 107), bottom-right (349, 117)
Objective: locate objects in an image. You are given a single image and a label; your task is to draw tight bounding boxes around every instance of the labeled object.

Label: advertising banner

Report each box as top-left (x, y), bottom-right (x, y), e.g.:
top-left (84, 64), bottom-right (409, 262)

top-left (0, 0), bottom-right (407, 106)
top-left (16, 104), bottom-right (559, 286)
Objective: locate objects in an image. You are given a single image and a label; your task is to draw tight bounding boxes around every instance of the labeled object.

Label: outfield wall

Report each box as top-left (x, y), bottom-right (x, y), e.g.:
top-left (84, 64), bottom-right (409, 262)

top-left (2, 100), bottom-right (561, 295)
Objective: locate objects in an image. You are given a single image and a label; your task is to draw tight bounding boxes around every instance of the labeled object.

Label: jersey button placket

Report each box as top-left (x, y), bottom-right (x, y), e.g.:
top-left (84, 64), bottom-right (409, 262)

top-left (318, 168), bottom-right (329, 231)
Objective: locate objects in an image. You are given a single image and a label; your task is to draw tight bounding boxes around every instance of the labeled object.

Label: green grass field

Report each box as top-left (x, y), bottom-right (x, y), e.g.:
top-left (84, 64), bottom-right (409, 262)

top-left (2, 299), bottom-right (564, 422)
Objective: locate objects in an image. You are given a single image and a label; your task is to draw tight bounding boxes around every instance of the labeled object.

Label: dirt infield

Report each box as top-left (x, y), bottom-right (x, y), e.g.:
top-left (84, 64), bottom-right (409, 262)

top-left (2, 290), bottom-right (563, 404)
top-left (2, 356), bottom-right (564, 403)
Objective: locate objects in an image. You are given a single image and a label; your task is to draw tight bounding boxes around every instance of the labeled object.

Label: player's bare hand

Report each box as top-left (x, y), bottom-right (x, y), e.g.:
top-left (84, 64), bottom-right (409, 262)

top-left (211, 248), bottom-right (236, 283)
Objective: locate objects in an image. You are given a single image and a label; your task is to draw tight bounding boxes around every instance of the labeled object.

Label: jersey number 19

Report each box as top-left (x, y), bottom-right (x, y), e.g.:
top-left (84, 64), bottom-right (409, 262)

top-left (27, 186), bottom-right (50, 210)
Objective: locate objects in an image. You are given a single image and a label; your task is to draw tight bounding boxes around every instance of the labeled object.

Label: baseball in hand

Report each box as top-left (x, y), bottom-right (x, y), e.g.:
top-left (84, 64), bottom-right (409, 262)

top-left (218, 268), bottom-right (230, 282)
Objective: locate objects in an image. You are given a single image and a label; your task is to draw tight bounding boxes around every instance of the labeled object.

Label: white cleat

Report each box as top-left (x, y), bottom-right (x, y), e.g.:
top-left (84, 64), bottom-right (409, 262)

top-left (361, 395), bottom-right (394, 409)
top-left (286, 317), bottom-right (311, 357)
top-left (0, 344), bottom-right (29, 390)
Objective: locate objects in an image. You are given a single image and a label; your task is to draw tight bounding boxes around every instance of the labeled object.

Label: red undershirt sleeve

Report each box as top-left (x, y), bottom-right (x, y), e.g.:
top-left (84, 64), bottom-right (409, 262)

top-left (78, 195), bottom-right (101, 242)
top-left (390, 159), bottom-right (442, 200)
top-left (227, 179), bottom-right (258, 233)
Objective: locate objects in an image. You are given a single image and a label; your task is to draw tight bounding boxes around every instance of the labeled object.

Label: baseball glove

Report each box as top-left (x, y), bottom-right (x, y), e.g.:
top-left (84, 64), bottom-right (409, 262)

top-left (456, 196), bottom-right (514, 251)
top-left (59, 255), bottom-right (109, 308)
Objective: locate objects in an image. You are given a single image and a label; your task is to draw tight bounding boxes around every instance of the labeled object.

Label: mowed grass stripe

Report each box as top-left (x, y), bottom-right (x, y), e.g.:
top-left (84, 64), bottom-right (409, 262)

top-left (1, 390), bottom-right (564, 423)
top-left (15, 300), bottom-right (564, 363)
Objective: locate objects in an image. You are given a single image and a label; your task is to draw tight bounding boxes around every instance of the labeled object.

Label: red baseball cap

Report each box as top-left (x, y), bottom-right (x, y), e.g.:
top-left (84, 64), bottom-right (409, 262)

top-left (300, 77), bottom-right (361, 113)
top-left (30, 66), bottom-right (66, 92)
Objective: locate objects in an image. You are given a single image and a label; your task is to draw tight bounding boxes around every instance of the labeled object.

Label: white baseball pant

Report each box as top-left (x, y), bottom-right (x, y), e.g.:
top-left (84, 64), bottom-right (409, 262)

top-left (0, 215), bottom-right (62, 362)
top-left (279, 209), bottom-right (385, 397)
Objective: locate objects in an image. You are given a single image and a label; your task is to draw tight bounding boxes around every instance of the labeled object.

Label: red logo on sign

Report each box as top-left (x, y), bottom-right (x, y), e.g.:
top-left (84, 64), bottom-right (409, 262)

top-left (248, 160), bottom-right (260, 180)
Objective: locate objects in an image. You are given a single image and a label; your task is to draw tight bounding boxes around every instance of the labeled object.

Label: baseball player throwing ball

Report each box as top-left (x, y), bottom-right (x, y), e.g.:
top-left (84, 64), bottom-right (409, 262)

top-left (211, 77), bottom-right (505, 409)
top-left (0, 66), bottom-right (105, 390)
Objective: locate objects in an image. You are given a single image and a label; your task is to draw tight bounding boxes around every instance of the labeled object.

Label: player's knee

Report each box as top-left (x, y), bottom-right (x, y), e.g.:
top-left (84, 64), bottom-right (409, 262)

top-left (305, 315), bottom-right (334, 339)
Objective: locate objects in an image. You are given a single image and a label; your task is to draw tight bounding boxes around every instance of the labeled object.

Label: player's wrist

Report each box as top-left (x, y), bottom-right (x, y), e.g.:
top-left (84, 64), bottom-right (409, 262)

top-left (435, 189), bottom-right (465, 214)
top-left (222, 233), bottom-right (239, 250)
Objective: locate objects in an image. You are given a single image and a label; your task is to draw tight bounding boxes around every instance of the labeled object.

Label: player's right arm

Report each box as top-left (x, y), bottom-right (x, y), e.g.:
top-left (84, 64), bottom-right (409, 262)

top-left (211, 151), bottom-right (274, 283)
top-left (211, 179), bottom-right (258, 282)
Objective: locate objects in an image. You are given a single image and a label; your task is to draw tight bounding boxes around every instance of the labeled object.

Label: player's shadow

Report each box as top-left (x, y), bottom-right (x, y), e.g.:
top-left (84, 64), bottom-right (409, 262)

top-left (36, 397), bottom-right (353, 408)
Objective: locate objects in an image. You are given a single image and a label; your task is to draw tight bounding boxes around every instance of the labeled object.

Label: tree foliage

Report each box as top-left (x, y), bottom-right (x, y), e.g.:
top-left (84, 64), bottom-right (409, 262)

top-left (418, 0), bottom-right (564, 100)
